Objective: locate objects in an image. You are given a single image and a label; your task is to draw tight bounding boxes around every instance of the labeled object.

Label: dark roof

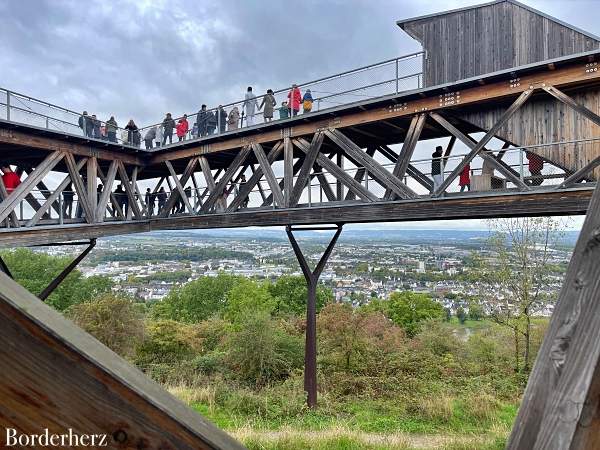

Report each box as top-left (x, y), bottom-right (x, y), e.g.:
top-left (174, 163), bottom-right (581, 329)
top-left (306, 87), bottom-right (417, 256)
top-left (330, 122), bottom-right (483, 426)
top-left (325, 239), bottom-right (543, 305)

top-left (397, 0), bottom-right (600, 42)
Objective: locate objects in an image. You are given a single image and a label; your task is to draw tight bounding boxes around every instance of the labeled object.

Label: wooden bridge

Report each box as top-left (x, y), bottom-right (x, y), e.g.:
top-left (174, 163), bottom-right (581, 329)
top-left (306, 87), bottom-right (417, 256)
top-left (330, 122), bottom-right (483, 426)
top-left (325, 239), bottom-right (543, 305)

top-left (3, 0), bottom-right (600, 448)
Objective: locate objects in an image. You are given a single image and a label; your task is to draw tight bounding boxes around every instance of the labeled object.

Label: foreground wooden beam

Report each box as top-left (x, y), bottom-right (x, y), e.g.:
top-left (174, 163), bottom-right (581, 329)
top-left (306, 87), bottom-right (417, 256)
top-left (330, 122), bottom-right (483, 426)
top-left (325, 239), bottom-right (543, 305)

top-left (0, 187), bottom-right (591, 248)
top-left (0, 272), bottom-right (244, 449)
top-left (507, 181), bottom-right (600, 449)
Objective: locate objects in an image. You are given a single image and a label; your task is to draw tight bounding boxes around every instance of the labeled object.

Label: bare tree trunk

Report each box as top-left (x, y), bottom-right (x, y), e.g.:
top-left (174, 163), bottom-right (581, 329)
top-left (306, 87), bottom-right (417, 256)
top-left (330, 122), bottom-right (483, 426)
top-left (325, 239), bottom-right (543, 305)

top-left (523, 313), bottom-right (531, 372)
top-left (514, 328), bottom-right (520, 373)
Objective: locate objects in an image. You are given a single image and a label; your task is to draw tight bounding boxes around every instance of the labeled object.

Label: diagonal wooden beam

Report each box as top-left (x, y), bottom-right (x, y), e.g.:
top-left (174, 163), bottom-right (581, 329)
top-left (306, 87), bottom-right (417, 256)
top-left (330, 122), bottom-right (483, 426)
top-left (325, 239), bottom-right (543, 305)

top-left (377, 145), bottom-right (434, 193)
top-left (0, 151), bottom-right (64, 224)
top-left (161, 158), bottom-right (197, 217)
top-left (289, 133), bottom-right (325, 207)
top-left (252, 143), bottom-right (285, 208)
top-left (345, 147), bottom-right (376, 201)
top-left (385, 113), bottom-right (427, 200)
top-left (312, 163), bottom-right (336, 202)
top-left (64, 152), bottom-right (95, 223)
top-left (97, 164), bottom-right (125, 220)
top-left (558, 154), bottom-right (600, 189)
top-left (26, 159), bottom-right (87, 227)
top-left (544, 85), bottom-right (600, 128)
top-left (262, 156), bottom-right (305, 207)
top-left (294, 138), bottom-right (377, 202)
top-left (430, 112), bottom-right (529, 190)
top-left (325, 128), bottom-right (417, 200)
top-left (95, 161), bottom-right (118, 222)
top-left (228, 143), bottom-right (283, 211)
top-left (429, 89), bottom-right (533, 196)
top-left (126, 167), bottom-right (139, 221)
top-left (116, 161), bottom-right (142, 219)
top-left (201, 146), bottom-right (252, 213)
top-left (36, 180), bottom-right (61, 216)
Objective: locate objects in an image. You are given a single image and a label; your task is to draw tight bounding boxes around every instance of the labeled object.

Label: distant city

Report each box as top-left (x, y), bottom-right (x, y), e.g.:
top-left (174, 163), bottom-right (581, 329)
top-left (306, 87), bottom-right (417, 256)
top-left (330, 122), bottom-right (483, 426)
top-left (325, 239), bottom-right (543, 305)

top-left (39, 228), bottom-right (578, 317)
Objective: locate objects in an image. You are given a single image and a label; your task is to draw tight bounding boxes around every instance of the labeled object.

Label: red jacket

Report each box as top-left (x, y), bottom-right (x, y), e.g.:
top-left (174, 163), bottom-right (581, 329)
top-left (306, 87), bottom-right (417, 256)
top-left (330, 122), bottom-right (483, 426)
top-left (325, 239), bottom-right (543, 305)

top-left (459, 165), bottom-right (470, 186)
top-left (176, 119), bottom-right (189, 137)
top-left (288, 88), bottom-right (302, 111)
top-left (2, 172), bottom-right (20, 193)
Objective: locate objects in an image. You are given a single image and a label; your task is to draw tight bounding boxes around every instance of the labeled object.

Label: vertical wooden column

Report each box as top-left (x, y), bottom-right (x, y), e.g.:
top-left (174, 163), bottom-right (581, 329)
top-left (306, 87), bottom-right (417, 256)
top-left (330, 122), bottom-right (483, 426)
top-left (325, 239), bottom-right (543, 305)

top-left (87, 157), bottom-right (98, 222)
top-left (286, 224), bottom-right (343, 408)
top-left (284, 137), bottom-right (294, 208)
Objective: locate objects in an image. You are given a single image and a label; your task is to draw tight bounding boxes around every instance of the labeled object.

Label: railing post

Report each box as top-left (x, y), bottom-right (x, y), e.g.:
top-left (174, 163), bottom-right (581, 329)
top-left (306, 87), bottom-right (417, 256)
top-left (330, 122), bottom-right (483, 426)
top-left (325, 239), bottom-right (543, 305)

top-left (308, 178), bottom-right (312, 207)
top-left (519, 149), bottom-right (524, 183)
top-left (46, 117), bottom-right (49, 129)
top-left (59, 194), bottom-right (64, 225)
top-left (6, 90), bottom-right (10, 121)
top-left (19, 200), bottom-right (23, 221)
top-left (395, 59), bottom-right (399, 94)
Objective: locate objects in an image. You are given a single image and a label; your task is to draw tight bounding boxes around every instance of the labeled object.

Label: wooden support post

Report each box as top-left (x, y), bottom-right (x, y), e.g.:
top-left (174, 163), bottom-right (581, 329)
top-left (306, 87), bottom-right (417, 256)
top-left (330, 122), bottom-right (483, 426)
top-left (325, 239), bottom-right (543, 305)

top-left (0, 175), bottom-right (20, 228)
top-left (336, 150), bottom-right (344, 200)
top-left (284, 138), bottom-right (294, 208)
top-left (38, 239), bottom-right (96, 301)
top-left (87, 157), bottom-right (98, 222)
top-left (286, 224), bottom-right (343, 408)
top-left (162, 159), bottom-right (197, 216)
top-left (507, 180), bottom-right (600, 449)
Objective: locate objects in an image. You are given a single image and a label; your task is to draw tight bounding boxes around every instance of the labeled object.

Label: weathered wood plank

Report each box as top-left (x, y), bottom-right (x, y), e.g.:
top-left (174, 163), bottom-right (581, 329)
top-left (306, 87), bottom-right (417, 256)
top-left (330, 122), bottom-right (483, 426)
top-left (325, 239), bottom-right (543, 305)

top-left (0, 272), bottom-right (244, 449)
top-left (289, 133), bottom-right (325, 207)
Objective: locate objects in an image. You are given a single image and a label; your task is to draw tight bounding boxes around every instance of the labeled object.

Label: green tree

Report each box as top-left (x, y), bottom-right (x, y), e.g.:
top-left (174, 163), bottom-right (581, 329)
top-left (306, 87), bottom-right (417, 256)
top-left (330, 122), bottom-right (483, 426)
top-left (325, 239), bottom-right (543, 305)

top-left (468, 302), bottom-right (485, 321)
top-left (66, 294), bottom-right (144, 358)
top-left (226, 311), bottom-right (303, 387)
top-left (268, 275), bottom-right (332, 316)
top-left (152, 273), bottom-right (241, 323)
top-left (456, 306), bottom-right (467, 324)
top-left (386, 291), bottom-right (445, 337)
top-left (483, 217), bottom-right (564, 372)
top-left (135, 319), bottom-right (201, 366)
top-left (0, 248), bottom-right (112, 310)
top-left (225, 279), bottom-right (276, 323)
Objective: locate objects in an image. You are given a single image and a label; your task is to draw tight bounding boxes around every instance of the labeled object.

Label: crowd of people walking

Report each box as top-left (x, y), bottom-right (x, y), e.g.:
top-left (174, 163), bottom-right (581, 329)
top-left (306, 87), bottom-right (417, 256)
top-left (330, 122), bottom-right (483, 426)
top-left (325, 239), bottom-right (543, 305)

top-left (78, 84), bottom-right (318, 150)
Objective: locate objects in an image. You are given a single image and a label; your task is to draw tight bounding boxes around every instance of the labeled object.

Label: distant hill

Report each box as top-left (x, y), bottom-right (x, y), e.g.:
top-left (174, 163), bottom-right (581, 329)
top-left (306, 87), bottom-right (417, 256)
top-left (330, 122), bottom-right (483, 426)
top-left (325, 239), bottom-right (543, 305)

top-left (103, 228), bottom-right (580, 247)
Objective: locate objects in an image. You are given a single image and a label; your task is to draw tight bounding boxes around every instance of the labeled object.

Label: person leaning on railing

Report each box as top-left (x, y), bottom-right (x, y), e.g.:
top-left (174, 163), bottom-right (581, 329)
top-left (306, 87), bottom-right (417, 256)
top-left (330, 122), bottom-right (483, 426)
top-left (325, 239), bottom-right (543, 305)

top-left (303, 89), bottom-right (313, 113)
top-left (125, 120), bottom-right (140, 147)
top-left (105, 116), bottom-right (118, 143)
top-left (162, 113), bottom-right (176, 145)
top-left (176, 115), bottom-right (189, 142)
top-left (144, 126), bottom-right (157, 149)
top-left (526, 152), bottom-right (544, 186)
top-left (78, 111), bottom-right (93, 138)
top-left (216, 105), bottom-right (227, 133)
top-left (259, 89), bottom-right (276, 123)
top-left (287, 84), bottom-right (302, 117)
top-left (1, 165), bottom-right (21, 194)
top-left (228, 107), bottom-right (240, 131)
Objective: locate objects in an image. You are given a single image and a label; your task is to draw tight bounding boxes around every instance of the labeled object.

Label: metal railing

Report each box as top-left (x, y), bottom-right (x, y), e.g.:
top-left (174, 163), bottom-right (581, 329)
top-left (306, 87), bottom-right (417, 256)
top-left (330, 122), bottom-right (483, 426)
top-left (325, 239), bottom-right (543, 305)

top-left (0, 88), bottom-right (138, 147)
top-left (137, 52), bottom-right (424, 147)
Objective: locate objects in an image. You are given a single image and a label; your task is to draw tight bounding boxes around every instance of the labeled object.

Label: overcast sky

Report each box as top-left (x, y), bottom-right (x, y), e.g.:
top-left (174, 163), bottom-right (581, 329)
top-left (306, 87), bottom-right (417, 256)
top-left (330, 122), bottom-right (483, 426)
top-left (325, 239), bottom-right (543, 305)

top-left (0, 0), bottom-right (594, 230)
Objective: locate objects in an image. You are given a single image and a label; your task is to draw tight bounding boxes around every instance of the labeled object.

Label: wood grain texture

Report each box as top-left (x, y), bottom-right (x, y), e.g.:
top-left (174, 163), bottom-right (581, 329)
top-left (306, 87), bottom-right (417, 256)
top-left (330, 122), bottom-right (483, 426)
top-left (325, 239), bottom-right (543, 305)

top-left (0, 272), bottom-right (244, 449)
top-left (507, 184), bottom-right (600, 449)
top-left (401, 1), bottom-right (600, 87)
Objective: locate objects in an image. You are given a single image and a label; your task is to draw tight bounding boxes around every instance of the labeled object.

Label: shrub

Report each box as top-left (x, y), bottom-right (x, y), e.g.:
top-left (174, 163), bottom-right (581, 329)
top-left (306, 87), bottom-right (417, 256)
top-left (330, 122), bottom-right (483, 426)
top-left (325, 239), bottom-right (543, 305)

top-left (226, 311), bottom-right (303, 387)
top-left (66, 293), bottom-right (144, 358)
top-left (135, 320), bottom-right (200, 367)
